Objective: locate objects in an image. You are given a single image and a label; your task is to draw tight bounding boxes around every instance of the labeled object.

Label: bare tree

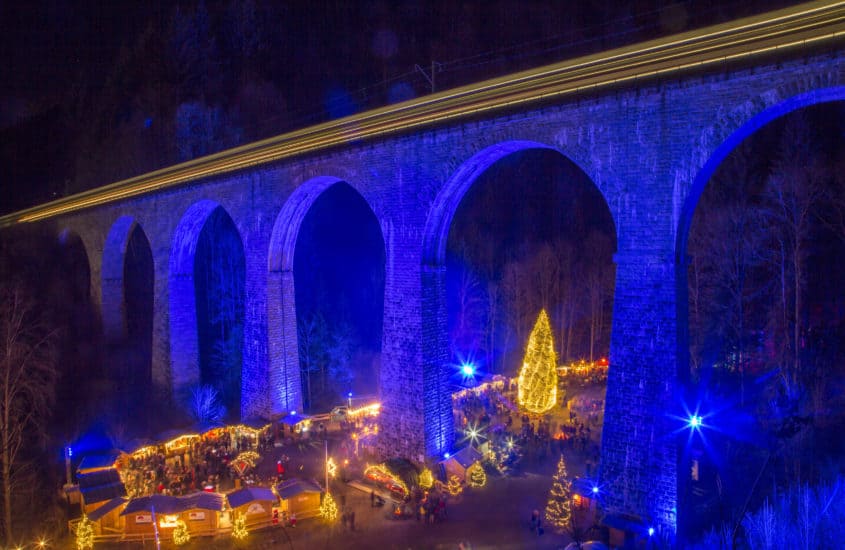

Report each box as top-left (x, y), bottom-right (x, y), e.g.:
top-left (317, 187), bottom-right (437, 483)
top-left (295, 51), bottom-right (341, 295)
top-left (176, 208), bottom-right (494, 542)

top-left (0, 283), bottom-right (57, 545)
top-left (761, 114), bottom-right (830, 390)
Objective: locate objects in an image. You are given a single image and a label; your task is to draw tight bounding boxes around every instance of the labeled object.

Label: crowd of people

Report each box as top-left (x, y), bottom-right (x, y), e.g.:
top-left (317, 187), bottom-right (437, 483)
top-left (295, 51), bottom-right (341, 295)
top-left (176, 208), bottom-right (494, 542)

top-left (119, 427), bottom-right (279, 498)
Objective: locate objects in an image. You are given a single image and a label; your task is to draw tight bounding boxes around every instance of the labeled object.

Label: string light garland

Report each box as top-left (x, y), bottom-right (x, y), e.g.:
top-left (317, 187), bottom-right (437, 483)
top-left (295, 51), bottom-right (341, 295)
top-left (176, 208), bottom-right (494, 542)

top-left (76, 515), bottom-right (94, 550)
top-left (518, 309), bottom-right (558, 414)
top-left (326, 457), bottom-right (338, 479)
top-left (320, 492), bottom-right (339, 522)
top-left (364, 464), bottom-right (409, 498)
top-left (232, 514), bottom-right (248, 540)
top-left (545, 455), bottom-right (572, 533)
top-left (172, 519), bottom-right (190, 545)
top-left (418, 467), bottom-right (434, 489)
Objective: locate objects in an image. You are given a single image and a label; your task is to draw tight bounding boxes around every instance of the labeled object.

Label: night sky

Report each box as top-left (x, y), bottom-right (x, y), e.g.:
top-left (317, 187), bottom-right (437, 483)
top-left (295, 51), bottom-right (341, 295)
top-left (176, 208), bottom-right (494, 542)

top-left (0, 0), bottom-right (798, 214)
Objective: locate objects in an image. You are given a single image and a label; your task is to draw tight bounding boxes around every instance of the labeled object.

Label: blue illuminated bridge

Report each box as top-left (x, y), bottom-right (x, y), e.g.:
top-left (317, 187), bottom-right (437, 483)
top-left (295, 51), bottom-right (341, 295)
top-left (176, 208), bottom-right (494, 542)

top-left (2, 1), bottom-right (844, 538)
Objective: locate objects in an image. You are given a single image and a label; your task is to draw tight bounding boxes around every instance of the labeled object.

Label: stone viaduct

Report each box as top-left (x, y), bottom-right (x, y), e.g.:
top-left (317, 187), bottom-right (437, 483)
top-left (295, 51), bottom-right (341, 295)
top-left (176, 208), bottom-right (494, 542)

top-left (2, 1), bottom-right (843, 536)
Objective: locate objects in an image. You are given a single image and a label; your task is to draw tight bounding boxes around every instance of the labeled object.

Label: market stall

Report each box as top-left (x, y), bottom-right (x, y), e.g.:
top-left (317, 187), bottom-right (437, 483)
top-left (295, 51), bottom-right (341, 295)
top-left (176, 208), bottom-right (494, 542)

top-left (227, 486), bottom-right (277, 528)
top-left (274, 479), bottom-right (322, 519)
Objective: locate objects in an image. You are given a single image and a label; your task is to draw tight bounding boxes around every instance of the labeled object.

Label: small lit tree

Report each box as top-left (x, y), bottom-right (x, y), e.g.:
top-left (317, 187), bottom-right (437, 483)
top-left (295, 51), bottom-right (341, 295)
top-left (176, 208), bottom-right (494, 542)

top-left (232, 513), bottom-right (248, 540)
top-left (545, 455), bottom-right (572, 533)
top-left (468, 463), bottom-right (487, 488)
top-left (518, 309), bottom-right (558, 414)
top-left (320, 492), bottom-right (338, 522)
top-left (418, 467), bottom-right (434, 490)
top-left (173, 519), bottom-right (190, 545)
top-left (76, 515), bottom-right (94, 550)
top-left (447, 475), bottom-right (463, 496)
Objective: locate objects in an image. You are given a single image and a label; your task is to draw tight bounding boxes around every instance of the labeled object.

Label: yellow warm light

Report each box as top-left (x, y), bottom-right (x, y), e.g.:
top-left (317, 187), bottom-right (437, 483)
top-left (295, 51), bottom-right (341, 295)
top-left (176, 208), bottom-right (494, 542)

top-left (347, 402), bottom-right (381, 418)
top-left (468, 463), bottom-right (487, 488)
top-left (447, 475), bottom-right (463, 496)
top-left (518, 309), bottom-right (558, 414)
top-left (545, 455), bottom-right (573, 533)
top-left (165, 434), bottom-right (199, 452)
top-left (418, 467), bottom-right (434, 490)
top-left (326, 457), bottom-right (338, 479)
top-left (172, 519), bottom-right (190, 545)
top-left (232, 514), bottom-right (249, 540)
top-left (364, 464), bottom-right (409, 497)
top-left (75, 515), bottom-right (93, 550)
top-left (320, 492), bottom-right (339, 522)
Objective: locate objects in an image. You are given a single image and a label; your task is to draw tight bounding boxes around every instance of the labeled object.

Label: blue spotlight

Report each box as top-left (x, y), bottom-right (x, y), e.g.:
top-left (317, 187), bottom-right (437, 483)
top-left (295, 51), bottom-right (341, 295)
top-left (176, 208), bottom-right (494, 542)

top-left (688, 414), bottom-right (702, 429)
top-left (648, 527), bottom-right (655, 537)
top-left (461, 363), bottom-right (475, 377)
top-left (592, 486), bottom-right (599, 495)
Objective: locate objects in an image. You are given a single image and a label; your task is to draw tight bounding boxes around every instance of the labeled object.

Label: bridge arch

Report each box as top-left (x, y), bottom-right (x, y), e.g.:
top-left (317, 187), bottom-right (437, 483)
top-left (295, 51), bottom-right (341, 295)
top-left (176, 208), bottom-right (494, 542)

top-left (169, 200), bottom-right (246, 416)
top-left (102, 216), bottom-right (154, 415)
top-left (102, 216), bottom-right (153, 340)
top-left (677, 86), bottom-right (845, 263)
top-left (423, 140), bottom-right (615, 266)
top-left (267, 176), bottom-right (385, 415)
top-left (420, 140), bottom-right (616, 456)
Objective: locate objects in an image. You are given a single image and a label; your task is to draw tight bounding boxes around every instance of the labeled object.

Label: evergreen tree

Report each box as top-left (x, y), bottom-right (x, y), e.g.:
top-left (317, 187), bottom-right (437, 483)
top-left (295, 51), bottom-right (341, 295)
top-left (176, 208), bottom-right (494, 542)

top-left (545, 455), bottom-right (572, 533)
top-left (518, 309), bottom-right (558, 413)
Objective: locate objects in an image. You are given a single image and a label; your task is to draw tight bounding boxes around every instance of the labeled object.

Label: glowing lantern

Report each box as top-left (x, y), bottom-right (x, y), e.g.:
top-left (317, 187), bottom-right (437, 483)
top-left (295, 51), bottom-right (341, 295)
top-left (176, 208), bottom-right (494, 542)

top-left (518, 309), bottom-right (558, 414)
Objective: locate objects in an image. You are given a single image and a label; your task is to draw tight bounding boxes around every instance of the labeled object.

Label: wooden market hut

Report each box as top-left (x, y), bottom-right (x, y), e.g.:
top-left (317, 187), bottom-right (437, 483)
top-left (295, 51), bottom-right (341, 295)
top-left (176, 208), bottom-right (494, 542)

top-left (87, 497), bottom-right (127, 537)
top-left (275, 479), bottom-right (322, 519)
top-left (120, 492), bottom-right (225, 538)
top-left (440, 445), bottom-right (482, 482)
top-left (227, 486), bottom-right (277, 528)
top-left (77, 462), bottom-right (127, 515)
top-left (279, 413), bottom-right (312, 438)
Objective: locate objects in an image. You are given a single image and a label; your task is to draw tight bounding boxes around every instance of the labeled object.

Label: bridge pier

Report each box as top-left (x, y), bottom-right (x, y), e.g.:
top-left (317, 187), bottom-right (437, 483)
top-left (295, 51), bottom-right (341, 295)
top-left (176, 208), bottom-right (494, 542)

top-left (600, 249), bottom-right (680, 538)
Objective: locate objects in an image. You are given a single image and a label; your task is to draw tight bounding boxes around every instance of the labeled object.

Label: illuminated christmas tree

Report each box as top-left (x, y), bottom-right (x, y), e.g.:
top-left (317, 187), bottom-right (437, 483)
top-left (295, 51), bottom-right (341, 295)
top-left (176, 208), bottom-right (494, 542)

top-left (447, 475), bottom-right (463, 496)
top-left (418, 467), bottom-right (434, 489)
top-left (545, 454), bottom-right (572, 533)
top-left (232, 514), bottom-right (248, 540)
top-left (320, 492), bottom-right (338, 522)
top-left (173, 519), bottom-right (191, 545)
top-left (468, 463), bottom-right (487, 488)
top-left (518, 309), bottom-right (558, 414)
top-left (76, 515), bottom-right (94, 550)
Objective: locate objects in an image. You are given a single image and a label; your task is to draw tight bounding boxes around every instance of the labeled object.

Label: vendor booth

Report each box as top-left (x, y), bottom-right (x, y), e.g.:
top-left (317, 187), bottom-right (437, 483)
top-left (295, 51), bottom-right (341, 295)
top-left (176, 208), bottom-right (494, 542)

top-left (279, 413), bottom-right (312, 437)
top-left (440, 445), bottom-right (482, 483)
top-left (227, 486), bottom-right (277, 528)
top-left (275, 479), bottom-right (322, 519)
top-left (77, 460), bottom-right (127, 515)
top-left (87, 497), bottom-right (127, 536)
top-left (121, 492), bottom-right (225, 538)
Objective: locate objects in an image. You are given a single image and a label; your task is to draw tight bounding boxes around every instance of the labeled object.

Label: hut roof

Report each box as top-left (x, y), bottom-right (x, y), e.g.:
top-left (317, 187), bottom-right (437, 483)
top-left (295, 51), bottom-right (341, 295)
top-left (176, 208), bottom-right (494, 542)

top-left (80, 482), bottom-right (127, 506)
top-left (121, 492), bottom-right (225, 516)
top-left (447, 445), bottom-right (482, 469)
top-left (227, 487), bottom-right (277, 509)
top-left (88, 497), bottom-right (127, 521)
top-left (275, 479), bottom-right (322, 500)
top-left (77, 454), bottom-right (121, 473)
top-left (78, 468), bottom-right (121, 489)
top-left (279, 413), bottom-right (312, 426)
top-left (78, 469), bottom-right (126, 505)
